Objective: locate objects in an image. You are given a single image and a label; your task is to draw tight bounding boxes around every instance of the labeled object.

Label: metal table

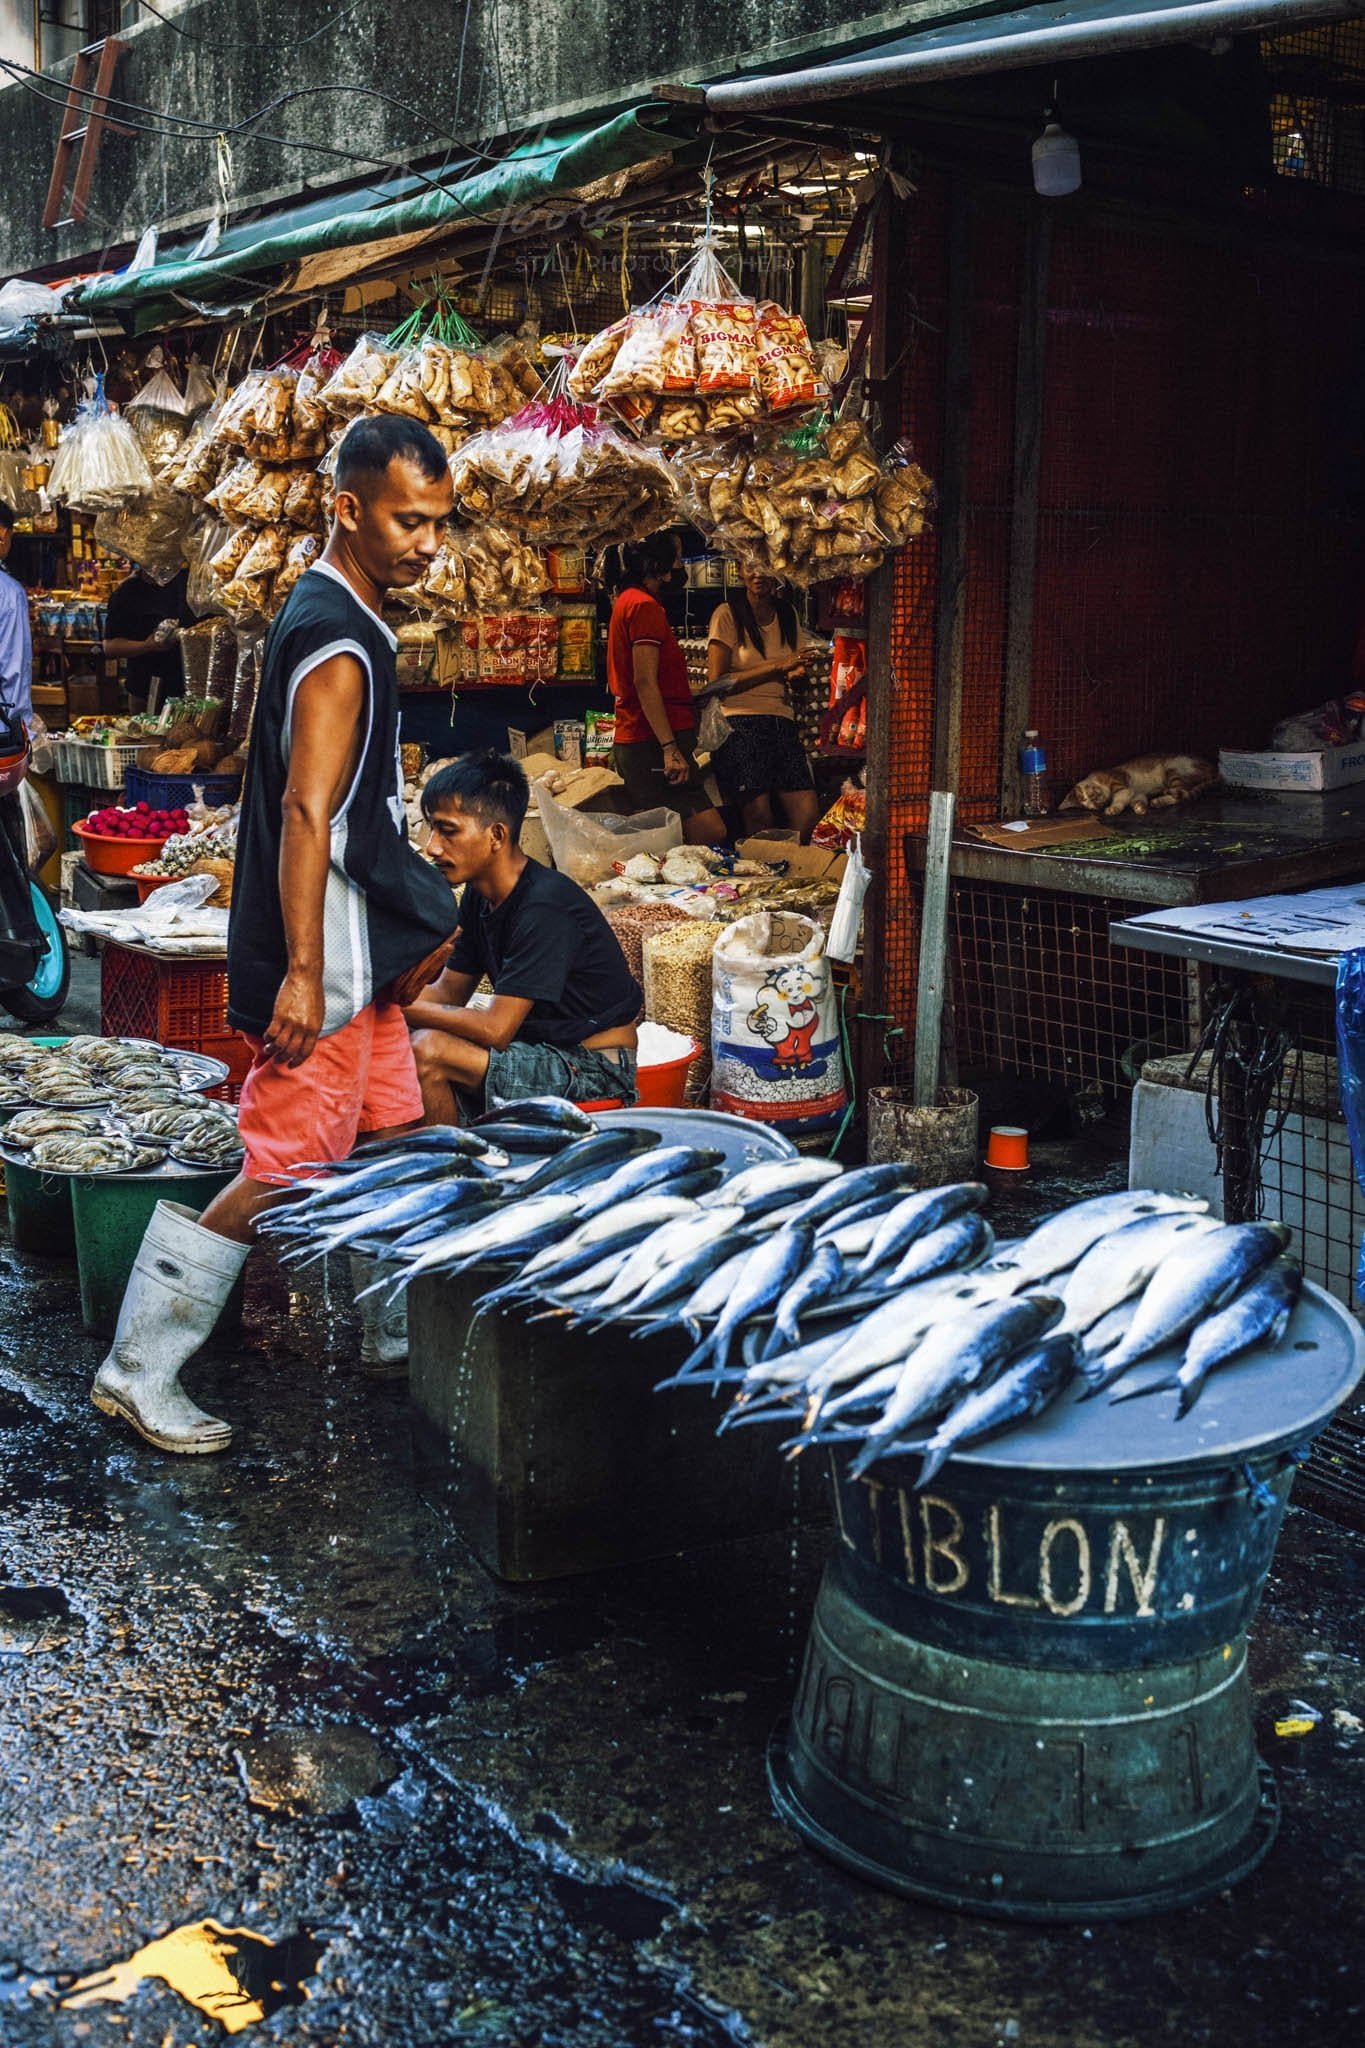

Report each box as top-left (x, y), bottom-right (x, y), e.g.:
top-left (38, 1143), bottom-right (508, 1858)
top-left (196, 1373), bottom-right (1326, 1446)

top-left (1111, 910), bottom-right (1342, 1226)
top-left (1110, 921), bottom-right (1338, 987)
top-left (906, 793), bottom-right (1365, 909)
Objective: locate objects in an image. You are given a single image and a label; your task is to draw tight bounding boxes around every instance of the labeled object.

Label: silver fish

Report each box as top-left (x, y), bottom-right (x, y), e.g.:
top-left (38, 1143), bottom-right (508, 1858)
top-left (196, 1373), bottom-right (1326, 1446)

top-left (588, 1230), bottom-right (750, 1331)
top-left (284, 1180), bottom-right (480, 1266)
top-left (758, 1263), bottom-right (1023, 1403)
top-left (814, 1191), bottom-right (904, 1245)
top-left (1056, 1210), bottom-right (1221, 1336)
top-left (820, 1212), bottom-right (890, 1260)
top-left (1086, 1222), bottom-right (1292, 1394)
top-left (993, 1190), bottom-right (1209, 1288)
top-left (666, 1226), bottom-right (815, 1383)
top-left (377, 1194), bottom-right (583, 1294)
top-left (635, 1242), bottom-right (759, 1341)
top-left (493, 1202), bottom-right (714, 1312)
top-left (701, 1159), bottom-right (841, 1215)
top-left (586, 1206), bottom-right (743, 1317)
top-left (904, 1333), bottom-right (1081, 1486)
top-left (855, 1183), bottom-right (988, 1281)
top-left (776, 1162), bottom-right (922, 1233)
top-left (847, 1292), bottom-right (1064, 1477)
top-left (1112, 1259), bottom-right (1302, 1416)
top-left (474, 1095), bottom-right (596, 1132)
top-left (571, 1146), bottom-right (724, 1222)
top-left (884, 1213), bottom-right (994, 1289)
top-left (761, 1240), bottom-right (846, 1359)
top-left (1083, 1299), bottom-right (1136, 1360)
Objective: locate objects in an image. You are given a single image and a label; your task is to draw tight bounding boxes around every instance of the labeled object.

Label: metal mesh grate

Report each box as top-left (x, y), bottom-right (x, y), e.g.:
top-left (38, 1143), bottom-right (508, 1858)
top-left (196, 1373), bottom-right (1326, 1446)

top-left (880, 169), bottom-right (1365, 1048)
top-left (1264, 21), bottom-right (1365, 195)
top-left (949, 882), bottom-right (1194, 1097)
top-left (1031, 212), bottom-right (1365, 798)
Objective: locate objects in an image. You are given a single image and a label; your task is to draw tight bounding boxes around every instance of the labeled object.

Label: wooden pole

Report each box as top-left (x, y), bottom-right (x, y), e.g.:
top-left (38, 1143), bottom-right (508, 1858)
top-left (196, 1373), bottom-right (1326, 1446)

top-left (855, 166), bottom-right (911, 1102)
top-left (914, 790), bottom-right (957, 1106)
top-left (999, 205), bottom-right (1052, 819)
top-left (930, 174), bottom-right (974, 796)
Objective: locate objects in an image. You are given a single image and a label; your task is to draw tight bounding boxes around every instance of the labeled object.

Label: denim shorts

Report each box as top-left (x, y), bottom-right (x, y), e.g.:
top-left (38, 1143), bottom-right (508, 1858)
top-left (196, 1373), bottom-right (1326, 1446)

top-left (482, 1040), bottom-right (639, 1110)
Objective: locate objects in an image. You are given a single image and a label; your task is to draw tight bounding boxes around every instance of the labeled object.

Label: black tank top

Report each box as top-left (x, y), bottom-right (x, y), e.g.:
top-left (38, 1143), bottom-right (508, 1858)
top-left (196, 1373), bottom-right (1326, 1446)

top-left (227, 564), bottom-right (455, 1037)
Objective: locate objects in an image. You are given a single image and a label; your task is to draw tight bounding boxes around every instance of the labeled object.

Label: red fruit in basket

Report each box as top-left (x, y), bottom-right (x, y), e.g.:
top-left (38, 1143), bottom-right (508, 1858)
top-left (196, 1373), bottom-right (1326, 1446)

top-left (136, 801), bottom-right (150, 813)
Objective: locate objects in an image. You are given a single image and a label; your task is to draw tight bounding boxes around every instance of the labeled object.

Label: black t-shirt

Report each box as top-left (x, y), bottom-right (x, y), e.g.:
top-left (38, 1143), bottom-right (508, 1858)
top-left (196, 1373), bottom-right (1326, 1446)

top-left (102, 569), bottom-right (193, 701)
top-left (450, 859), bottom-right (642, 1046)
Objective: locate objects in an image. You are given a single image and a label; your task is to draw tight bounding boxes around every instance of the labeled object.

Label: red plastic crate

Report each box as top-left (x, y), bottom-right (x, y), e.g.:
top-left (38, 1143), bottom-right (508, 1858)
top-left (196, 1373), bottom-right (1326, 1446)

top-left (100, 941), bottom-right (252, 1094)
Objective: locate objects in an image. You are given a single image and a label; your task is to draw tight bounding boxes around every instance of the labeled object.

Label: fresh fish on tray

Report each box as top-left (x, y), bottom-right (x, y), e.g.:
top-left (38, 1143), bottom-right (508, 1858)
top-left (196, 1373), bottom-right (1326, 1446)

top-left (897, 1333), bottom-right (1082, 1486)
top-left (1082, 1222), bottom-right (1291, 1396)
top-left (1111, 1258), bottom-right (1303, 1416)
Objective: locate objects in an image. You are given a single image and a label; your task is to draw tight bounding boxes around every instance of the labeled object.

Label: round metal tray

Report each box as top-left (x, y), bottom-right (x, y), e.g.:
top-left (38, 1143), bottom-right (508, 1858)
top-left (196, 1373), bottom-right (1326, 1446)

top-left (0, 1140), bottom-right (236, 1184)
top-left (735, 1280), bottom-right (1363, 1475)
top-left (596, 1105), bottom-right (797, 1169)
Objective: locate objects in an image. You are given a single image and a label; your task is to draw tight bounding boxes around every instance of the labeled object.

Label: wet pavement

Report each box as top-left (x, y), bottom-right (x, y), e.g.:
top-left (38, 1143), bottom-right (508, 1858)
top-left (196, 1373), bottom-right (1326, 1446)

top-left (0, 1103), bottom-right (1363, 2042)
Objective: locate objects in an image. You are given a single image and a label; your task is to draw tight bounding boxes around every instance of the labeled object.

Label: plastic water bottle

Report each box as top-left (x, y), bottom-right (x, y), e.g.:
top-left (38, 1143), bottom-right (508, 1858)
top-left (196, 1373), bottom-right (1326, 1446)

top-left (1020, 730), bottom-right (1048, 817)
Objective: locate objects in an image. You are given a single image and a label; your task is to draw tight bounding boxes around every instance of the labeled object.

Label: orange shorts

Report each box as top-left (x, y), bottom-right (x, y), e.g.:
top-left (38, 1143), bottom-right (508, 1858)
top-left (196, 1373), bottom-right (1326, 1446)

top-left (237, 1000), bottom-right (424, 1183)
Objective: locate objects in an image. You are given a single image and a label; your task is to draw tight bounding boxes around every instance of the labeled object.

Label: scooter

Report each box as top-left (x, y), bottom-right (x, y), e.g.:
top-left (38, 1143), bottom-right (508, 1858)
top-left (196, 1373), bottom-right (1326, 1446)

top-left (0, 719), bottom-right (70, 1025)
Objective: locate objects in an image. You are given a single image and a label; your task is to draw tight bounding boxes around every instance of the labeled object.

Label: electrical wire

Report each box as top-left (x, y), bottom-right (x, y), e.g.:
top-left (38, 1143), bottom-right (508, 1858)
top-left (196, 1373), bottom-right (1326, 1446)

top-left (0, 53), bottom-right (554, 237)
top-left (133, 0), bottom-right (370, 52)
top-left (0, 50), bottom-right (533, 175)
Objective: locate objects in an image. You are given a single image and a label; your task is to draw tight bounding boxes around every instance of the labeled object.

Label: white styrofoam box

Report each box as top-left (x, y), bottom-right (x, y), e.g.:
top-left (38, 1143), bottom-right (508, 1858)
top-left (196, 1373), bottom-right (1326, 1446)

top-left (1129, 1078), bottom-right (1224, 1215)
top-left (1219, 740), bottom-right (1365, 792)
top-left (1130, 1069), bottom-right (1361, 1305)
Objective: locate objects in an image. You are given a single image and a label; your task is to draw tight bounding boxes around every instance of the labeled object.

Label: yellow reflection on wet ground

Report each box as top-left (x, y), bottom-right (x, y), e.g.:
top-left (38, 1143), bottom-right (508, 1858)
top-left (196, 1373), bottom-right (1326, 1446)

top-left (60, 1917), bottom-right (314, 2034)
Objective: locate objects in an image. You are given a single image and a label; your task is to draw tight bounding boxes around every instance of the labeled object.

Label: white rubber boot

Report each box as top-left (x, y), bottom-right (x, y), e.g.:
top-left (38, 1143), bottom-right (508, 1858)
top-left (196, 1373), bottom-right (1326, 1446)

top-left (348, 1251), bottom-right (409, 1379)
top-left (91, 1201), bottom-right (248, 1454)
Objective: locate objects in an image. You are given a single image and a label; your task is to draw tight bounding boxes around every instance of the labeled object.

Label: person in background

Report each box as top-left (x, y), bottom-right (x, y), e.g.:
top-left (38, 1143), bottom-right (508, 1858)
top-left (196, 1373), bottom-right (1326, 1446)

top-left (88, 415), bottom-right (459, 1456)
top-left (406, 750), bottom-right (642, 1124)
top-left (0, 501), bottom-right (31, 745)
top-left (607, 532), bottom-right (727, 847)
top-left (706, 569), bottom-right (820, 842)
top-left (100, 561), bottom-right (194, 713)
top-left (0, 499), bottom-right (42, 915)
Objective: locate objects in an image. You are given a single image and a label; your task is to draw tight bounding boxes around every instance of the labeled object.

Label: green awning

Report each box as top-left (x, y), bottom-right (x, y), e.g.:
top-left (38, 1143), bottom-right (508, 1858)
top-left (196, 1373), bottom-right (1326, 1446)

top-left (75, 105), bottom-right (698, 326)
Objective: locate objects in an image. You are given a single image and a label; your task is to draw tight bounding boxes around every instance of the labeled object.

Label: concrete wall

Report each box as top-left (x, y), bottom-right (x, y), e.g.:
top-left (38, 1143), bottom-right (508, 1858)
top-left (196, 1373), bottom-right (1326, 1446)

top-left (0, 0), bottom-right (990, 277)
top-left (0, 0), bottom-right (33, 70)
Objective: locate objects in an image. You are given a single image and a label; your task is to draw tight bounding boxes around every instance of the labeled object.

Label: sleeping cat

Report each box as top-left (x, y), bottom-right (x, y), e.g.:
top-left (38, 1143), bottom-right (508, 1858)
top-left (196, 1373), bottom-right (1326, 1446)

top-left (1059, 752), bottom-right (1216, 818)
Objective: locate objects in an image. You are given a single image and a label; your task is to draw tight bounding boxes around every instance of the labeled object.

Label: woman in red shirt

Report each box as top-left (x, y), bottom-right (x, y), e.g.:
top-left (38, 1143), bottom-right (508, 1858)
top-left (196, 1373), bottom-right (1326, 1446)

top-left (607, 532), bottom-right (727, 847)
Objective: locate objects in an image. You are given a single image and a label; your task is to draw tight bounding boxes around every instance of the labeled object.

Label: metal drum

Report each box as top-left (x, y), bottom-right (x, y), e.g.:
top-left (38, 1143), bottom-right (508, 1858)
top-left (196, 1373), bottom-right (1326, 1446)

top-left (769, 1280), bottom-right (1363, 1920)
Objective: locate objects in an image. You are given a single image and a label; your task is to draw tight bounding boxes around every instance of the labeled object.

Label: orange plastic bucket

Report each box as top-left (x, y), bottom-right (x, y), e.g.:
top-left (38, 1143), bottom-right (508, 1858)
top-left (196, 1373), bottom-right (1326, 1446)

top-left (635, 1036), bottom-right (700, 1110)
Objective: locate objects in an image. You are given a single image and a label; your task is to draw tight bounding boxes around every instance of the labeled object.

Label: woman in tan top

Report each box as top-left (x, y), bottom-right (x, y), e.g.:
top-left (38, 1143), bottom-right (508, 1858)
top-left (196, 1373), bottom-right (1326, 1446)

top-left (706, 570), bottom-right (820, 842)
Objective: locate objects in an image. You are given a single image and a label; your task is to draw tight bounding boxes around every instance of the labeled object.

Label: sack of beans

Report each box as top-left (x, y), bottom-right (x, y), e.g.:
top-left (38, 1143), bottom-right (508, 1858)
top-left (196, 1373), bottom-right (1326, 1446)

top-left (643, 921), bottom-right (720, 1102)
top-left (710, 911), bottom-right (847, 1134)
top-left (602, 900), bottom-right (691, 1001)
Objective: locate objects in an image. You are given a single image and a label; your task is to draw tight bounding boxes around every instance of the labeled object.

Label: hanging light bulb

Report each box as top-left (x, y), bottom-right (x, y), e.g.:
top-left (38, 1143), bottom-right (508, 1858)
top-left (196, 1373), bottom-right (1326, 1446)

top-left (1032, 110), bottom-right (1081, 198)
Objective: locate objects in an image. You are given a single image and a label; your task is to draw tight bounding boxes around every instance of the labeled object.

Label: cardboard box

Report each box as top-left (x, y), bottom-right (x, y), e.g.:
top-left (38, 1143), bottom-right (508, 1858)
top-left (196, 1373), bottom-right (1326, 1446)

top-left (1219, 742), bottom-right (1365, 793)
top-left (738, 834), bottom-right (848, 882)
top-left (65, 679), bottom-right (101, 716)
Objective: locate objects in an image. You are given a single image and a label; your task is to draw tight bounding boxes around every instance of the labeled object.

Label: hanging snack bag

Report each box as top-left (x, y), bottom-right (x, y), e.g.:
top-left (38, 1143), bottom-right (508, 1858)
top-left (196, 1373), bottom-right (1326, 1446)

top-left (317, 333), bottom-right (400, 417)
top-left (600, 301), bottom-right (696, 401)
top-left (692, 298), bottom-right (757, 395)
top-left (711, 911), bottom-right (847, 1135)
top-left (567, 318), bottom-right (630, 402)
top-left (754, 302), bottom-right (826, 414)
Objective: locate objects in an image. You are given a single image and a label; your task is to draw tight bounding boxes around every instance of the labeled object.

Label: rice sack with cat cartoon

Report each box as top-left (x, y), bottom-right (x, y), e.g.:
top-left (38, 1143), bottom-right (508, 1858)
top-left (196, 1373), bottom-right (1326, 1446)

top-left (1060, 752), bottom-right (1215, 819)
top-left (710, 911), bottom-right (848, 1136)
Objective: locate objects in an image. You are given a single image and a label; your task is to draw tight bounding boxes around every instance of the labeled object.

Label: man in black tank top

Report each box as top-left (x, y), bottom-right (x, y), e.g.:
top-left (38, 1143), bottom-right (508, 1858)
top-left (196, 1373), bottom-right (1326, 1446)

top-left (90, 417), bottom-right (457, 1457)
